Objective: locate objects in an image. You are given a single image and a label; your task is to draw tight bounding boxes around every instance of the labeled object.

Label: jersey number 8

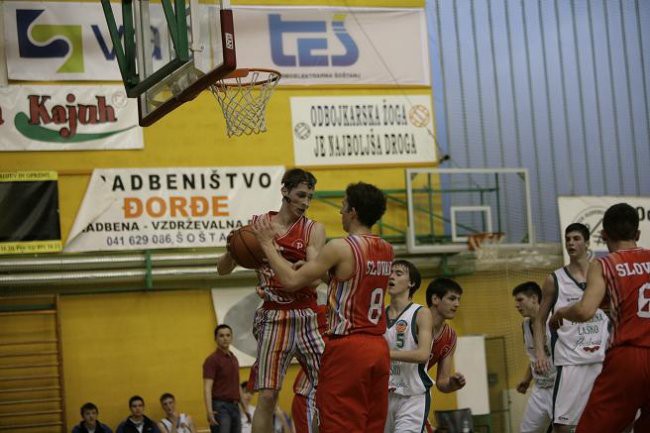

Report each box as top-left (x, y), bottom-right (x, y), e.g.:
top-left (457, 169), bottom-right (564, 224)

top-left (368, 288), bottom-right (384, 324)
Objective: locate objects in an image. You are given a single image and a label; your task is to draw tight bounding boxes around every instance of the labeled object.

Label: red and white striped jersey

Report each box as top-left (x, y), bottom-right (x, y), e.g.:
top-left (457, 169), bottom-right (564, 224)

top-left (599, 247), bottom-right (650, 349)
top-left (253, 212), bottom-right (317, 306)
top-left (427, 322), bottom-right (457, 370)
top-left (327, 234), bottom-right (394, 336)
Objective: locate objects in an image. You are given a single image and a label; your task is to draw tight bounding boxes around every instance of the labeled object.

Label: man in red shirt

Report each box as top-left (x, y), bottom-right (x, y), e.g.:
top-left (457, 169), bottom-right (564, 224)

top-left (254, 182), bottom-right (394, 433)
top-left (550, 203), bottom-right (650, 432)
top-left (203, 324), bottom-right (241, 433)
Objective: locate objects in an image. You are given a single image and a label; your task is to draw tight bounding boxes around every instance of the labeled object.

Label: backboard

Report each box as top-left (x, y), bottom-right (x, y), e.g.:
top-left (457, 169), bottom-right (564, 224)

top-left (405, 168), bottom-right (535, 254)
top-left (101, 0), bottom-right (236, 126)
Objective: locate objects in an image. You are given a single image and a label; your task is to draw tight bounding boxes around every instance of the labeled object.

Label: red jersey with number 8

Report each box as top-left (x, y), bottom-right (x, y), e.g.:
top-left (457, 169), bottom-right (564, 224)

top-left (328, 234), bottom-right (394, 336)
top-left (598, 247), bottom-right (650, 349)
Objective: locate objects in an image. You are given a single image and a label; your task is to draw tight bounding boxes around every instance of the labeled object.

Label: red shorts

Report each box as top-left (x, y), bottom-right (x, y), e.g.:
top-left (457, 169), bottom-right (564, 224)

top-left (576, 346), bottom-right (650, 433)
top-left (292, 394), bottom-right (309, 433)
top-left (316, 334), bottom-right (389, 433)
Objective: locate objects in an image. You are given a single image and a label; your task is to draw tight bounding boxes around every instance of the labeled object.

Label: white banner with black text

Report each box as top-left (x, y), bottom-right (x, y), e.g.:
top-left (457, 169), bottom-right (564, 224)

top-left (65, 166), bottom-right (284, 252)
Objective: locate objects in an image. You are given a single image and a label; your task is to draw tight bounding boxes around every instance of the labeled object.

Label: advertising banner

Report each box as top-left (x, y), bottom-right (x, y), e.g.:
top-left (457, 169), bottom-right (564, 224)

top-left (4, 3), bottom-right (430, 85)
top-left (558, 196), bottom-right (650, 263)
top-left (0, 85), bottom-right (142, 151)
top-left (234, 7), bottom-right (430, 86)
top-left (0, 171), bottom-right (62, 254)
top-left (65, 167), bottom-right (284, 252)
top-left (291, 95), bottom-right (437, 166)
top-left (3, 1), bottom-right (171, 81)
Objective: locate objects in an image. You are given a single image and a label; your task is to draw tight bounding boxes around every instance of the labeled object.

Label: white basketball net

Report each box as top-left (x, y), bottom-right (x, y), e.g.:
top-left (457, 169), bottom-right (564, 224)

top-left (209, 69), bottom-right (281, 137)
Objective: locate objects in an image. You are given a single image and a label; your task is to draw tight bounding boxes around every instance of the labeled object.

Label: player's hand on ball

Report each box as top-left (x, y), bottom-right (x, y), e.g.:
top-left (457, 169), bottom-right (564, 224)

top-left (252, 215), bottom-right (276, 245)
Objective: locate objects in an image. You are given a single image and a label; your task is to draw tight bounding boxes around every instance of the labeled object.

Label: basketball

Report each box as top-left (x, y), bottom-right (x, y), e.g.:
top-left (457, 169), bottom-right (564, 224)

top-left (227, 225), bottom-right (266, 269)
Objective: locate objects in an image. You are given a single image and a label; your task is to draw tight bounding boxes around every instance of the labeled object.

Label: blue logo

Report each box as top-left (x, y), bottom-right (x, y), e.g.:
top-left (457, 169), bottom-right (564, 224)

top-left (269, 13), bottom-right (358, 67)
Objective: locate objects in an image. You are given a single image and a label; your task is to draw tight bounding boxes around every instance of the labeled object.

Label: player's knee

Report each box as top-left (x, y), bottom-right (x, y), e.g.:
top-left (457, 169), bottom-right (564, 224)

top-left (257, 390), bottom-right (277, 408)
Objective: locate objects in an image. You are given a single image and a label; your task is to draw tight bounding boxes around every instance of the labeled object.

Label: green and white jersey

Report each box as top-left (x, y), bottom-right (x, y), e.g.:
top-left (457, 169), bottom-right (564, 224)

top-left (551, 267), bottom-right (609, 366)
top-left (384, 303), bottom-right (433, 396)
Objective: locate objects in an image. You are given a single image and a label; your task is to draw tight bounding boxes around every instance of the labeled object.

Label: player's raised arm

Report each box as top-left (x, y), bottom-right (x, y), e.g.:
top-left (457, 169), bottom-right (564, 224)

top-left (216, 231), bottom-right (237, 275)
top-left (390, 307), bottom-right (434, 363)
top-left (532, 274), bottom-right (555, 374)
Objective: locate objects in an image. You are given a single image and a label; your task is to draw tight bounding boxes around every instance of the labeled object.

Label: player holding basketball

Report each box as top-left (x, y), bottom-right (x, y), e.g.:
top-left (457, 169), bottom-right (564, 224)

top-left (217, 168), bottom-right (326, 433)
top-left (512, 282), bottom-right (556, 433)
top-left (383, 260), bottom-right (434, 433)
top-left (533, 223), bottom-right (609, 433)
top-left (549, 203), bottom-right (650, 432)
top-left (253, 182), bottom-right (393, 433)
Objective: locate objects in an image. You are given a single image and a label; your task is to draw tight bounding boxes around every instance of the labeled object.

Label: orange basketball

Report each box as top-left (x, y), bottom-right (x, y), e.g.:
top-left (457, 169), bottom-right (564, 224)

top-left (227, 225), bottom-right (265, 269)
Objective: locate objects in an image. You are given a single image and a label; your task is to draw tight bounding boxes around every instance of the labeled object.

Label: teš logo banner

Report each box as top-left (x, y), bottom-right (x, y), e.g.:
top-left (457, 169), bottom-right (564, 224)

top-left (4, 1), bottom-right (170, 80)
top-left (233, 6), bottom-right (430, 86)
top-left (0, 85), bottom-right (142, 151)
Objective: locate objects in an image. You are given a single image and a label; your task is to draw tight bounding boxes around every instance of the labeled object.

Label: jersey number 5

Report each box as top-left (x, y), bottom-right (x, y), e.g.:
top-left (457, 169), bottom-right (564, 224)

top-left (368, 288), bottom-right (384, 324)
top-left (638, 283), bottom-right (650, 318)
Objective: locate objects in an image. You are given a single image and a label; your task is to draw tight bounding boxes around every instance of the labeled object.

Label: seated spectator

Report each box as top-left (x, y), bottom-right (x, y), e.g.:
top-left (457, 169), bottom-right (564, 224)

top-left (239, 382), bottom-right (256, 433)
top-left (72, 402), bottom-right (113, 433)
top-left (116, 395), bottom-right (160, 433)
top-left (158, 393), bottom-right (197, 433)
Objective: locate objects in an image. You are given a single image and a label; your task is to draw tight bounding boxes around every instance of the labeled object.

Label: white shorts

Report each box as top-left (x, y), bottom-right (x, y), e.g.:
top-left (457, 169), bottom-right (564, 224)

top-left (384, 392), bottom-right (430, 433)
top-left (553, 363), bottom-right (603, 426)
top-left (520, 384), bottom-right (553, 433)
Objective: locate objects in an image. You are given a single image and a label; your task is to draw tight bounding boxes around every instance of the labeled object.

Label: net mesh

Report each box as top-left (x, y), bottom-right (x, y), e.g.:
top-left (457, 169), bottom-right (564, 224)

top-left (209, 69), bottom-right (281, 137)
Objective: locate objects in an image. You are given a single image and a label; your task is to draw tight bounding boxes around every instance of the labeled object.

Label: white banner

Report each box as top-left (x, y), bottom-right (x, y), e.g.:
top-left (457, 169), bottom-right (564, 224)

top-left (0, 85), bottom-right (142, 151)
top-left (3, 1), bottom-right (171, 81)
top-left (234, 7), bottom-right (430, 86)
top-left (65, 167), bottom-right (284, 252)
top-left (558, 196), bottom-right (650, 264)
top-left (4, 3), bottom-right (430, 85)
top-left (291, 95), bottom-right (437, 166)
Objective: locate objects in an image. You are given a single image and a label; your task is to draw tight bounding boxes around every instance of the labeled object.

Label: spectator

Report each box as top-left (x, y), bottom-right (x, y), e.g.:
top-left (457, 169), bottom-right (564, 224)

top-left (72, 402), bottom-right (113, 433)
top-left (116, 396), bottom-right (160, 433)
top-left (239, 382), bottom-right (256, 433)
top-left (203, 324), bottom-right (241, 433)
top-left (158, 393), bottom-right (197, 433)
top-left (273, 405), bottom-right (293, 433)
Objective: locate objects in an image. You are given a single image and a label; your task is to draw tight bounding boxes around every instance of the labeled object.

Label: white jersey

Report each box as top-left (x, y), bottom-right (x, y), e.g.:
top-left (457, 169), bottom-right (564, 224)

top-left (551, 267), bottom-right (609, 366)
top-left (522, 317), bottom-right (556, 388)
top-left (385, 303), bottom-right (433, 396)
top-left (160, 414), bottom-right (191, 433)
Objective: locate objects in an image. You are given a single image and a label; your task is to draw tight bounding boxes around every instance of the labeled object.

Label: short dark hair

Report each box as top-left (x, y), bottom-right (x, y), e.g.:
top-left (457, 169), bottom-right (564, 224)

top-left (282, 168), bottom-right (316, 191)
top-left (603, 203), bottom-right (639, 242)
top-left (159, 393), bottom-right (174, 403)
top-left (129, 395), bottom-right (144, 408)
top-left (80, 402), bottom-right (98, 416)
top-left (214, 324), bottom-right (232, 338)
top-left (426, 277), bottom-right (463, 307)
top-left (393, 260), bottom-right (421, 298)
top-left (565, 222), bottom-right (590, 241)
top-left (345, 182), bottom-right (387, 228)
top-left (240, 381), bottom-right (248, 389)
top-left (511, 281), bottom-right (542, 302)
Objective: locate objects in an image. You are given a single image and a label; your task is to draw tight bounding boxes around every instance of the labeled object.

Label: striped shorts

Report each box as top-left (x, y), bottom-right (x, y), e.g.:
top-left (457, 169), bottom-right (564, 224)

top-left (253, 307), bottom-right (325, 391)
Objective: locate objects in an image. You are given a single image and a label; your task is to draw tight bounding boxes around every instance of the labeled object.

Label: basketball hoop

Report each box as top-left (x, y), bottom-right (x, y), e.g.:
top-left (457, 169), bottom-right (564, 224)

top-left (467, 232), bottom-right (505, 262)
top-left (209, 68), bottom-right (281, 137)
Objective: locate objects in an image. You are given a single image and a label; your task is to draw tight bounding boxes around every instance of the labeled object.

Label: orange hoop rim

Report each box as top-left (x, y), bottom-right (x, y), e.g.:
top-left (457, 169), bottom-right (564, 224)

top-left (212, 68), bottom-right (282, 88)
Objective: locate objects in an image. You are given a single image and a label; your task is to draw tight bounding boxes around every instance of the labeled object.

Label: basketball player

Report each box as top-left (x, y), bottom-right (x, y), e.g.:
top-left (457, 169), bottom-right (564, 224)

top-left (549, 203), bottom-right (650, 433)
top-left (217, 168), bottom-right (326, 433)
top-left (512, 282), bottom-right (556, 433)
top-left (533, 223), bottom-right (609, 433)
top-left (422, 277), bottom-right (466, 433)
top-left (253, 182), bottom-right (393, 433)
top-left (383, 260), bottom-right (434, 433)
